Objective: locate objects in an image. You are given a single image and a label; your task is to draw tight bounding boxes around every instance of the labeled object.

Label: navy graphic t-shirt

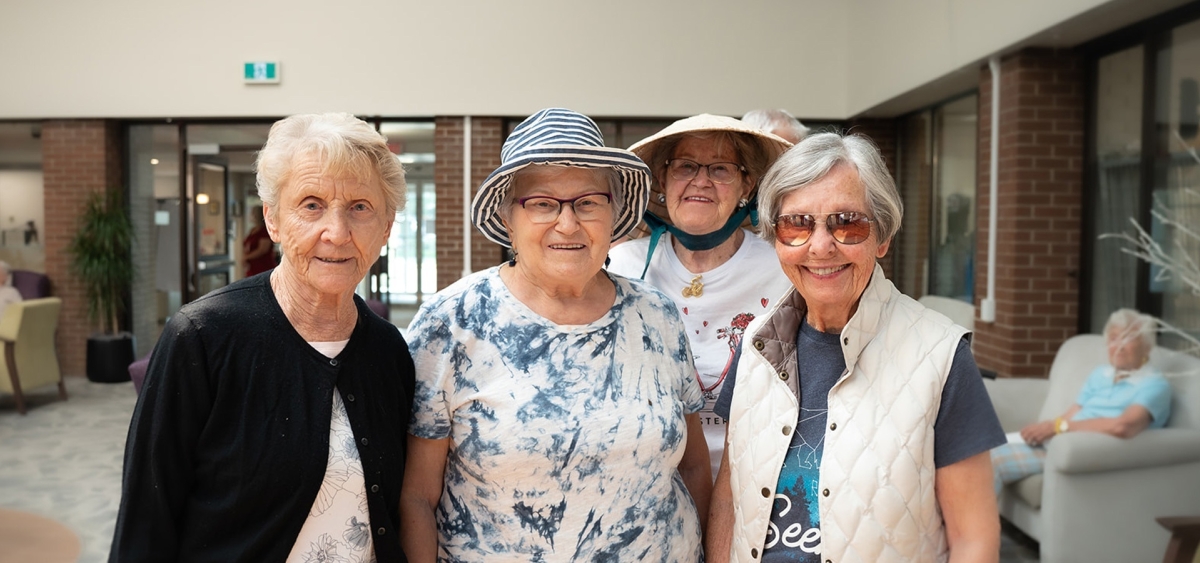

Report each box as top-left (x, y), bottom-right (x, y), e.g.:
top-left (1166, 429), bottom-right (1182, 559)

top-left (715, 319), bottom-right (1002, 562)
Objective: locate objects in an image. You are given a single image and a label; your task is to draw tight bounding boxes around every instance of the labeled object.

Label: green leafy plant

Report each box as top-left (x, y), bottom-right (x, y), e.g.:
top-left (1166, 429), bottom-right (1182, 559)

top-left (68, 189), bottom-right (134, 336)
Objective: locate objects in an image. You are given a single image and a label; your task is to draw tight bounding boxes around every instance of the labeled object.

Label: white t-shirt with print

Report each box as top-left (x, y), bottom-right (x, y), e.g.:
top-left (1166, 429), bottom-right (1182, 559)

top-left (608, 229), bottom-right (793, 477)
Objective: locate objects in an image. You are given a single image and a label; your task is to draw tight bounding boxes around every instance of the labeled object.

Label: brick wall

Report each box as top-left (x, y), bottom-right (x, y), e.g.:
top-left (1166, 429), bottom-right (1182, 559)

top-left (41, 120), bottom-right (123, 377)
top-left (433, 116), bottom-right (505, 290)
top-left (974, 49), bottom-right (1084, 378)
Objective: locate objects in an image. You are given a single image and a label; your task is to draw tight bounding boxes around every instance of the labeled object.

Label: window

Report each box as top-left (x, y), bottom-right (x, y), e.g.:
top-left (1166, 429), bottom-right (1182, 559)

top-left (1085, 12), bottom-right (1200, 348)
top-left (895, 94), bottom-right (979, 302)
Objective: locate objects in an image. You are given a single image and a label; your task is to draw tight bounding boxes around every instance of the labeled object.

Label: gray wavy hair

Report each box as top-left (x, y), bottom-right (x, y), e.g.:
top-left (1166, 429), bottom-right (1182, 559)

top-left (757, 132), bottom-right (902, 245)
top-left (1105, 308), bottom-right (1158, 353)
top-left (255, 113), bottom-right (406, 216)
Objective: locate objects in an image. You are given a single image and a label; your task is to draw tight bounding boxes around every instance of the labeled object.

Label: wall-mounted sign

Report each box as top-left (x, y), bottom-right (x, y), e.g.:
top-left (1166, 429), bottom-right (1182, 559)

top-left (244, 62), bottom-right (280, 84)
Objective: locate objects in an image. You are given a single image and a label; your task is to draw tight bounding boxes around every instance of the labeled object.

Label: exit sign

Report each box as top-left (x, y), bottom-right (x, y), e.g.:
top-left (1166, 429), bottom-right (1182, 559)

top-left (244, 62), bottom-right (280, 84)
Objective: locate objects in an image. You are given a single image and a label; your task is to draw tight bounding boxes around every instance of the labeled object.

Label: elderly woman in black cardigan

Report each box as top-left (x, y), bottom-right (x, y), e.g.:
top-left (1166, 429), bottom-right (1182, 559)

top-left (110, 113), bottom-right (415, 563)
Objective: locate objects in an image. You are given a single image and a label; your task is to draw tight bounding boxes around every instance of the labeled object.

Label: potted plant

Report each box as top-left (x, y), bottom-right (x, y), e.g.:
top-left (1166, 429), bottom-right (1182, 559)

top-left (68, 188), bottom-right (135, 382)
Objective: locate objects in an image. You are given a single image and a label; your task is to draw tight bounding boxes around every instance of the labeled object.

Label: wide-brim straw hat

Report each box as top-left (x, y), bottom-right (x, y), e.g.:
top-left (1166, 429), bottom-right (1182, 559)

top-left (627, 114), bottom-right (792, 234)
top-left (472, 108), bottom-right (652, 248)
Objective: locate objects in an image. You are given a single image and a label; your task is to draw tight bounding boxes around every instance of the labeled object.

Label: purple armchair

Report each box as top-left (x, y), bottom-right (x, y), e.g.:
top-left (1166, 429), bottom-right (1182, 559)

top-left (128, 353), bottom-right (151, 394)
top-left (10, 270), bottom-right (50, 300)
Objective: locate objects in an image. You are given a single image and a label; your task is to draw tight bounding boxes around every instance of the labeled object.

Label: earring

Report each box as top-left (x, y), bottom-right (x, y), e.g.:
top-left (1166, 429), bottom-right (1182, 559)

top-left (508, 253), bottom-right (517, 267)
top-left (737, 198), bottom-right (748, 208)
top-left (656, 193), bottom-right (666, 204)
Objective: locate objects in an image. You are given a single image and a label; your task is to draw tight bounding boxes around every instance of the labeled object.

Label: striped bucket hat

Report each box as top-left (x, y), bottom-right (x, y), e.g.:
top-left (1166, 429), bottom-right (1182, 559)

top-left (472, 108), bottom-right (652, 248)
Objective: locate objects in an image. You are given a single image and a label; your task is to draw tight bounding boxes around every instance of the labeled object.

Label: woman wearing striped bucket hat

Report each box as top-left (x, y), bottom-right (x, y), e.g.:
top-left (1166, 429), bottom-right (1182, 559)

top-left (401, 108), bottom-right (710, 561)
top-left (607, 115), bottom-right (794, 481)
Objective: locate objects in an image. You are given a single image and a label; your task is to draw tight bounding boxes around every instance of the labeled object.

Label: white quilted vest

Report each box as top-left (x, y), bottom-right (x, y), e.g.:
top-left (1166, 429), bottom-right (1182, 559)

top-left (725, 266), bottom-right (966, 563)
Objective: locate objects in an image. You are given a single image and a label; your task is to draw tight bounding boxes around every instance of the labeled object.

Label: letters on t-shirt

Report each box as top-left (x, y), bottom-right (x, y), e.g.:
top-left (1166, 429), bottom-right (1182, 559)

top-left (764, 494), bottom-right (822, 553)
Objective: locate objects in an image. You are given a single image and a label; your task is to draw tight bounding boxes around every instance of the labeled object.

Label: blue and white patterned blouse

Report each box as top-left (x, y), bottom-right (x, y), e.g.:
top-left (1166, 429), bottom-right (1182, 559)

top-left (408, 267), bottom-right (705, 562)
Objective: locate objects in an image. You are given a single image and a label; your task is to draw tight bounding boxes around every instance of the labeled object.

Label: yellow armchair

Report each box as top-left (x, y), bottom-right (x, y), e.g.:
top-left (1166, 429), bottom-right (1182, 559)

top-left (0, 297), bottom-right (66, 414)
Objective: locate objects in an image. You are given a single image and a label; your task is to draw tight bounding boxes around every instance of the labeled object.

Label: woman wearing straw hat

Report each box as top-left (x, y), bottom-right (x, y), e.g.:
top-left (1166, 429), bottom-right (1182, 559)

top-left (400, 108), bottom-right (710, 562)
top-left (607, 115), bottom-right (794, 479)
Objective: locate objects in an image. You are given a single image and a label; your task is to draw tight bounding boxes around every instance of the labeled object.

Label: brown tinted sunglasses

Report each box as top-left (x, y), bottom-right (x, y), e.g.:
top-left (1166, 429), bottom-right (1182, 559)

top-left (773, 212), bottom-right (874, 246)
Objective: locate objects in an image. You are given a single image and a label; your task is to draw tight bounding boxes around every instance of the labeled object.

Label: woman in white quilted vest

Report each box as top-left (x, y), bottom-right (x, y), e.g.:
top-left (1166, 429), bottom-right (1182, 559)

top-left (708, 132), bottom-right (1006, 563)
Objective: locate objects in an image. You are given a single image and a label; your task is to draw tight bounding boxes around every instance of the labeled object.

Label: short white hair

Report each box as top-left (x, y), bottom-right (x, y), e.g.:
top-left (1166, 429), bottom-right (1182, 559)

top-left (255, 113), bottom-right (406, 216)
top-left (742, 109), bottom-right (808, 143)
top-left (1105, 308), bottom-right (1157, 354)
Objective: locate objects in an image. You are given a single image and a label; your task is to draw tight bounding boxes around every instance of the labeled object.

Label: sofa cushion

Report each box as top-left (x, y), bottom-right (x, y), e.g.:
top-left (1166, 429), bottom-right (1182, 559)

top-left (1008, 474), bottom-right (1043, 509)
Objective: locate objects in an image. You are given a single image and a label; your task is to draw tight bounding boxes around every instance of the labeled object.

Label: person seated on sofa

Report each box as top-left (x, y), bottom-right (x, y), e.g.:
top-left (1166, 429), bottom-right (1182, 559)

top-left (990, 307), bottom-right (1173, 493)
top-left (0, 261), bottom-right (23, 317)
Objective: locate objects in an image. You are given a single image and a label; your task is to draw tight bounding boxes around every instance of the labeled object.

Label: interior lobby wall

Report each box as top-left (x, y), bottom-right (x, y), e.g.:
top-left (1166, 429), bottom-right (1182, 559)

top-left (4, 0), bottom-right (1190, 121)
top-left (0, 170), bottom-right (46, 272)
top-left (0, 0), bottom-right (846, 120)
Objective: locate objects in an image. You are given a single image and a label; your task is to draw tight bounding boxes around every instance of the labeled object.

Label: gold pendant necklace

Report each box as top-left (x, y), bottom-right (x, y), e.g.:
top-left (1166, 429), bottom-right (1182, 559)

top-left (682, 275), bottom-right (704, 298)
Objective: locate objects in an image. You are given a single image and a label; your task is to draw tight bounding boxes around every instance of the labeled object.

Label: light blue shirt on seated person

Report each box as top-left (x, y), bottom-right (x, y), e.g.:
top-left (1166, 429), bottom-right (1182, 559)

top-left (1074, 364), bottom-right (1172, 427)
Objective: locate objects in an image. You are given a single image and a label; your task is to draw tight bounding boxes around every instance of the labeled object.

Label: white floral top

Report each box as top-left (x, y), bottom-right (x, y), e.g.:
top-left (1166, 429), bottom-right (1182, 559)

top-left (408, 267), bottom-right (705, 562)
top-left (288, 341), bottom-right (376, 563)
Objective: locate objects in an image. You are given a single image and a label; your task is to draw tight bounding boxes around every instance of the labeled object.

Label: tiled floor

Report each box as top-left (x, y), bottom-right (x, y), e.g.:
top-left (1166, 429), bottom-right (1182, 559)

top-left (1, 375), bottom-right (1043, 563)
top-left (1000, 520), bottom-right (1041, 563)
top-left (0, 378), bottom-right (135, 563)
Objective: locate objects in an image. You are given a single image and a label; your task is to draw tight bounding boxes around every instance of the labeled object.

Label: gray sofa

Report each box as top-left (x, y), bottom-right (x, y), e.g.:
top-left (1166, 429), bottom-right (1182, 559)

top-left (984, 334), bottom-right (1200, 563)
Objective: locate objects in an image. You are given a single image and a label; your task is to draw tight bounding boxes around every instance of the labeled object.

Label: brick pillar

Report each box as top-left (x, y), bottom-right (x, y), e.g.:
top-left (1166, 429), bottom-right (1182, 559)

top-left (434, 116), bottom-right (505, 290)
top-left (848, 118), bottom-right (900, 279)
top-left (974, 49), bottom-right (1084, 379)
top-left (42, 120), bottom-right (124, 377)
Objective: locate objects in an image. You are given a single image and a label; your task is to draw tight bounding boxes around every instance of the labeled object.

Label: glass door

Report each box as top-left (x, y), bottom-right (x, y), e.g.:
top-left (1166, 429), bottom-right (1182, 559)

top-left (193, 157), bottom-right (233, 297)
top-left (385, 180), bottom-right (437, 303)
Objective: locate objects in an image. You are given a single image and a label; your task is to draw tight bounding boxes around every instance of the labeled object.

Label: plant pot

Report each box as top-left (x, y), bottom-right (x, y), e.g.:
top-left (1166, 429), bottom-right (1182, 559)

top-left (86, 333), bottom-right (135, 383)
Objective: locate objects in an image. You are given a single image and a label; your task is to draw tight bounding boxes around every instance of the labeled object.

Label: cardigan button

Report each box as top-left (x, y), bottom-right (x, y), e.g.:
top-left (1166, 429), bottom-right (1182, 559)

top-left (822, 488), bottom-right (830, 497)
top-left (330, 358), bottom-right (339, 366)
top-left (754, 340), bottom-right (765, 351)
top-left (360, 437), bottom-right (369, 446)
top-left (751, 548), bottom-right (759, 558)
top-left (829, 422), bottom-right (837, 431)
top-left (778, 371), bottom-right (789, 381)
top-left (377, 527), bottom-right (386, 536)
top-left (371, 484), bottom-right (379, 493)
top-left (782, 425), bottom-right (792, 435)
top-left (761, 487), bottom-right (771, 498)
top-left (347, 394), bottom-right (356, 402)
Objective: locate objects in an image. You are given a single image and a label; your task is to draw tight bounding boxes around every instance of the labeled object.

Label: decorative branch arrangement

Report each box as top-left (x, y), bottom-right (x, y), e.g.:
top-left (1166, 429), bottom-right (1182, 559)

top-left (1100, 131), bottom-right (1200, 357)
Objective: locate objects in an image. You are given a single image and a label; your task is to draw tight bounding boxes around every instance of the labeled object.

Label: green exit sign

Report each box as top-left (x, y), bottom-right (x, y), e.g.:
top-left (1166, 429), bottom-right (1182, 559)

top-left (244, 62), bottom-right (280, 84)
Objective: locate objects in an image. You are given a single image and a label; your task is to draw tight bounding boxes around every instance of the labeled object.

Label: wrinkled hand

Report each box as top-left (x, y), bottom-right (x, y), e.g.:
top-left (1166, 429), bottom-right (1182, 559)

top-left (1020, 420), bottom-right (1057, 447)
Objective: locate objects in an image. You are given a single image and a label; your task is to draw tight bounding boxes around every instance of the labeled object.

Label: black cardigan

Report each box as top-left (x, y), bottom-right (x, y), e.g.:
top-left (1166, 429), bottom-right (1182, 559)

top-left (109, 274), bottom-right (414, 562)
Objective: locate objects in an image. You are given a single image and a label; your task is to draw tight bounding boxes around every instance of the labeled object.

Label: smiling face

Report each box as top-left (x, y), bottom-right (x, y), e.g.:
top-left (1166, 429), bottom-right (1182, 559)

top-left (504, 165), bottom-right (614, 288)
top-left (263, 156), bottom-right (393, 299)
top-left (774, 163), bottom-right (890, 329)
top-left (662, 136), bottom-right (753, 235)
